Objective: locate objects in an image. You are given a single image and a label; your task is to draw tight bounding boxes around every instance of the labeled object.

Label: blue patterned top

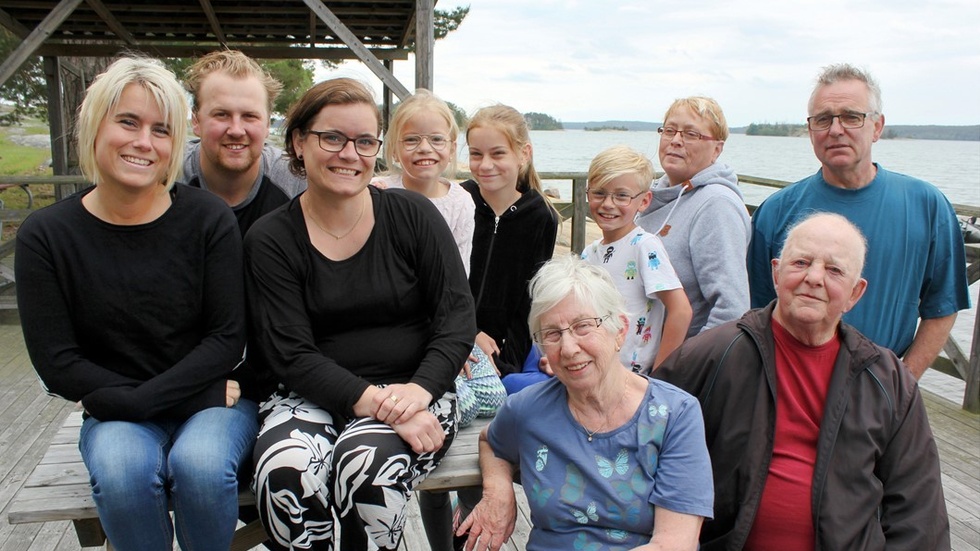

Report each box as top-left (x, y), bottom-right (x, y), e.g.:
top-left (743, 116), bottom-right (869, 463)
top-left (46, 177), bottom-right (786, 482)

top-left (487, 376), bottom-right (713, 550)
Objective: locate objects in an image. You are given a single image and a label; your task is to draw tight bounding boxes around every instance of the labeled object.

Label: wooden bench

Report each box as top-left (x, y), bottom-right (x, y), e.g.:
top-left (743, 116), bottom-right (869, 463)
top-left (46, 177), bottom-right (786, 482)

top-left (6, 410), bottom-right (488, 550)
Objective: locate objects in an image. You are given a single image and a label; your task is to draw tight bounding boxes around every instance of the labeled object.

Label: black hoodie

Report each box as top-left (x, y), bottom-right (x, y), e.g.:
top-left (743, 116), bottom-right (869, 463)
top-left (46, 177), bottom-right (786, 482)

top-left (462, 179), bottom-right (559, 376)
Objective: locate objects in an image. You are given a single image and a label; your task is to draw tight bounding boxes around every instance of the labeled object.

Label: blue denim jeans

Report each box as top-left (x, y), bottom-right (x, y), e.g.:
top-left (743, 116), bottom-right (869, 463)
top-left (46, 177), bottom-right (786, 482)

top-left (78, 399), bottom-right (259, 551)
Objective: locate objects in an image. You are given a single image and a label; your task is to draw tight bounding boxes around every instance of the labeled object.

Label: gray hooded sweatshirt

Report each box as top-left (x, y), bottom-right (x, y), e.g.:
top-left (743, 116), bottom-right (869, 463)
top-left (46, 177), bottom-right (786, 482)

top-left (636, 161), bottom-right (750, 338)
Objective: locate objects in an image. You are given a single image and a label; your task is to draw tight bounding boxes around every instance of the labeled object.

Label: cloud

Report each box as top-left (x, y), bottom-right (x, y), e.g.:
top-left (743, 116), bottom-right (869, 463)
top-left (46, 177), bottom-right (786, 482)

top-left (318, 0), bottom-right (980, 125)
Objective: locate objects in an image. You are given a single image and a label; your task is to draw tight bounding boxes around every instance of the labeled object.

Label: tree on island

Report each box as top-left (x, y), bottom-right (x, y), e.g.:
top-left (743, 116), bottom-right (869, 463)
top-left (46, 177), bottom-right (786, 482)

top-left (524, 112), bottom-right (563, 130)
top-left (584, 125), bottom-right (628, 131)
top-left (745, 122), bottom-right (806, 137)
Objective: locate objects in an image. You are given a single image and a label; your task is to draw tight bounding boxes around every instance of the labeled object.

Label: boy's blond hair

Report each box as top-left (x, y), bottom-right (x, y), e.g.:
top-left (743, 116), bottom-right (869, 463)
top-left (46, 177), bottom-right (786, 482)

top-left (587, 145), bottom-right (654, 191)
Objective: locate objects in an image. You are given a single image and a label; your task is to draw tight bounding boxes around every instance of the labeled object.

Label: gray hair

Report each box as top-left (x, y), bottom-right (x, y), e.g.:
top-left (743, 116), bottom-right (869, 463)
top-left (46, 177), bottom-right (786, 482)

top-left (808, 63), bottom-right (883, 117)
top-left (528, 254), bottom-right (626, 337)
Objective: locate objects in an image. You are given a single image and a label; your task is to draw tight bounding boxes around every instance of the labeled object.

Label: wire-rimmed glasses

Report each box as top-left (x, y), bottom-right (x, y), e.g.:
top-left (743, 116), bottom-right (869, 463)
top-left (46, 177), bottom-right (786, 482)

top-left (401, 134), bottom-right (451, 151)
top-left (533, 315), bottom-right (610, 346)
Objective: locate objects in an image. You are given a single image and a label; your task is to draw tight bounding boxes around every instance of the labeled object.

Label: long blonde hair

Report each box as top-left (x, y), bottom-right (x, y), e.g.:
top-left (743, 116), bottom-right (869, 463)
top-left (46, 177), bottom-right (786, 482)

top-left (466, 104), bottom-right (558, 217)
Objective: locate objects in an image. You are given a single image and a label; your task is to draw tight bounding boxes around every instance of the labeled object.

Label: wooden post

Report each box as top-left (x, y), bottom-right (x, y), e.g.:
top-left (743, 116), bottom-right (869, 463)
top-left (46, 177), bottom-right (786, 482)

top-left (382, 59), bottom-right (394, 134)
top-left (415, 0), bottom-right (434, 91)
top-left (42, 56), bottom-right (72, 199)
top-left (571, 177), bottom-right (588, 255)
top-left (964, 289), bottom-right (980, 413)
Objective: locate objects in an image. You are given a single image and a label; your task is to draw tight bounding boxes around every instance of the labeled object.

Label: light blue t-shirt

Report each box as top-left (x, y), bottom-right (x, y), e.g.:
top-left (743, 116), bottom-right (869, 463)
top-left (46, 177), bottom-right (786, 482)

top-left (748, 165), bottom-right (970, 355)
top-left (487, 376), bottom-right (713, 550)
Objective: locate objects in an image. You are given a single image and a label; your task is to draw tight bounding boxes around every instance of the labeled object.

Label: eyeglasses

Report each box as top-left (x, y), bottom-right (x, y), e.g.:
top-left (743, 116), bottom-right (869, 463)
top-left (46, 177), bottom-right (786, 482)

top-left (586, 189), bottom-right (645, 207)
top-left (401, 134), bottom-right (451, 151)
top-left (533, 315), bottom-right (610, 346)
top-left (658, 127), bottom-right (714, 142)
top-left (806, 111), bottom-right (873, 131)
top-left (308, 130), bottom-right (382, 157)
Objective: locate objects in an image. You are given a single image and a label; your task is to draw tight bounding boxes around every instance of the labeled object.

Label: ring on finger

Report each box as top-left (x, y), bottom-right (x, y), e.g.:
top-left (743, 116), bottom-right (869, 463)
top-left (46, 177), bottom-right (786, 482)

top-left (389, 395), bottom-right (400, 403)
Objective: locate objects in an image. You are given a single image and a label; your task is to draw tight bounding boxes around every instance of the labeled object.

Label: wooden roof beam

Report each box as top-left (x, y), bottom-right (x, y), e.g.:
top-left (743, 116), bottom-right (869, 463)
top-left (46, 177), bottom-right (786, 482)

top-left (32, 42), bottom-right (410, 61)
top-left (0, 0), bottom-right (84, 88)
top-left (197, 0), bottom-right (227, 45)
top-left (0, 7), bottom-right (31, 38)
top-left (399, 3), bottom-right (417, 48)
top-left (85, 0), bottom-right (136, 45)
top-left (302, 0), bottom-right (410, 99)
top-left (308, 10), bottom-right (316, 48)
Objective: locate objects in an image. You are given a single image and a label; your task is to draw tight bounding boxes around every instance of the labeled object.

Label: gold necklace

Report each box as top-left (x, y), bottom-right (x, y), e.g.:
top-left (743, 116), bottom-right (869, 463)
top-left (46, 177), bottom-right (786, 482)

top-left (574, 376), bottom-right (631, 443)
top-left (305, 194), bottom-right (366, 240)
top-left (584, 419), bottom-right (607, 443)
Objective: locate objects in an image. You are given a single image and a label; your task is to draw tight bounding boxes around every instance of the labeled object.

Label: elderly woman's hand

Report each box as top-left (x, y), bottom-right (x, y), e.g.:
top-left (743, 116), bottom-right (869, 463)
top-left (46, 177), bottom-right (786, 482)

top-left (373, 382), bottom-right (433, 425)
top-left (456, 487), bottom-right (517, 551)
top-left (390, 409), bottom-right (445, 454)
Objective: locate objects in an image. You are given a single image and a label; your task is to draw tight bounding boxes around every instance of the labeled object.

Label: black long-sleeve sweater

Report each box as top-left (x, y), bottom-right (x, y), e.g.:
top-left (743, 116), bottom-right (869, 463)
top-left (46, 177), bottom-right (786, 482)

top-left (16, 184), bottom-right (246, 421)
top-left (243, 187), bottom-right (476, 417)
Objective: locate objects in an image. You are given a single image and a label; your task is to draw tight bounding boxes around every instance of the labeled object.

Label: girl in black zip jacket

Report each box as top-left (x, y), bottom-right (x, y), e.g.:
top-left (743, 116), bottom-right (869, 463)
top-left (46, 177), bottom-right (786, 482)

top-left (462, 104), bottom-right (559, 383)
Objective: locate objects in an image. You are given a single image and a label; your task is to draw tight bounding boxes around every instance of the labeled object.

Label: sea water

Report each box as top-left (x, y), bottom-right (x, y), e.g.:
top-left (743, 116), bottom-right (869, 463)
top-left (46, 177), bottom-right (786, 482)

top-left (457, 131), bottom-right (980, 352)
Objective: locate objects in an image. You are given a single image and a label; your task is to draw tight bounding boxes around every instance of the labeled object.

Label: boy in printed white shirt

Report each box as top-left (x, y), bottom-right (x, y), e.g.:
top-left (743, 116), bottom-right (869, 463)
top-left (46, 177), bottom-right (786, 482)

top-left (581, 146), bottom-right (692, 372)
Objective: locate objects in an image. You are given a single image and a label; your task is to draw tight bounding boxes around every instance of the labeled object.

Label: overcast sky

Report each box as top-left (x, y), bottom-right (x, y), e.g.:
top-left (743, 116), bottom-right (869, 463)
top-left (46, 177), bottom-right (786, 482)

top-left (319, 0), bottom-right (980, 126)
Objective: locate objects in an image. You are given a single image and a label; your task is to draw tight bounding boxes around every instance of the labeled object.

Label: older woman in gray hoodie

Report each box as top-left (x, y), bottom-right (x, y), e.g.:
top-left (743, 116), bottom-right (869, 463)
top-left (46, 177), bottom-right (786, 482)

top-left (636, 97), bottom-right (750, 338)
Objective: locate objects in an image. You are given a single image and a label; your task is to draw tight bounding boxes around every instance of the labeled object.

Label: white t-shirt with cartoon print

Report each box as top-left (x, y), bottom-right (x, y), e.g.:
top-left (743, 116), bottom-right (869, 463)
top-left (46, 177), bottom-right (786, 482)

top-left (582, 229), bottom-right (682, 373)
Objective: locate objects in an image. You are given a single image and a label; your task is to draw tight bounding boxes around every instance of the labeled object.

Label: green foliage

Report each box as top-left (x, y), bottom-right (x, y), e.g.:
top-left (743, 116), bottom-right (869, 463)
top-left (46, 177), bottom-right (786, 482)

top-left (435, 6), bottom-right (470, 40)
top-left (524, 112), bottom-right (563, 131)
top-left (745, 122), bottom-right (805, 137)
top-left (446, 101), bottom-right (468, 130)
top-left (264, 59), bottom-right (314, 116)
top-left (406, 6), bottom-right (471, 52)
top-left (0, 28), bottom-right (48, 126)
top-left (882, 125), bottom-right (980, 141)
top-left (584, 125), bottom-right (628, 131)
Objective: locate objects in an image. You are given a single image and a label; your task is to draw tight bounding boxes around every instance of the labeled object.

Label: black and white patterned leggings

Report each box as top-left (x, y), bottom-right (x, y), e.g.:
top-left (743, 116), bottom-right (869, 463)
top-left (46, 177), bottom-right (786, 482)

top-left (252, 390), bottom-right (458, 550)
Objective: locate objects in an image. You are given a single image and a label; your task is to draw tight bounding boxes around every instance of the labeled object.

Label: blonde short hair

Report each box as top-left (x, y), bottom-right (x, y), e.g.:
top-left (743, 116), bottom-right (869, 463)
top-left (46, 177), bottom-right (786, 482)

top-left (587, 145), bottom-right (654, 192)
top-left (663, 96), bottom-right (729, 142)
top-left (184, 49), bottom-right (283, 116)
top-left (76, 56), bottom-right (187, 191)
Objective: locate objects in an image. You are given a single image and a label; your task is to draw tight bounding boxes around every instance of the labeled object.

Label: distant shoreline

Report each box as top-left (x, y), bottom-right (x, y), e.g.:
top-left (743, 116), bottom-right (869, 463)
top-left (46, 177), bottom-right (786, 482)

top-left (559, 121), bottom-right (980, 141)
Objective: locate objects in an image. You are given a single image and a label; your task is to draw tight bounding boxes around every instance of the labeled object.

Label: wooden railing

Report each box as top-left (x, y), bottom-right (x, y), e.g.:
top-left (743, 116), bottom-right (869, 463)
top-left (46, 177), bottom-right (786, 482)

top-left (2, 173), bottom-right (978, 412)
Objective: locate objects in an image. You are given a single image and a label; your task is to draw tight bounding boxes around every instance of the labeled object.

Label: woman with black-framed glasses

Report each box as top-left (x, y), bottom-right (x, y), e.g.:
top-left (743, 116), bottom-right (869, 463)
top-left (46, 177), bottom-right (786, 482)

top-left (244, 78), bottom-right (477, 550)
top-left (636, 96), bottom-right (751, 339)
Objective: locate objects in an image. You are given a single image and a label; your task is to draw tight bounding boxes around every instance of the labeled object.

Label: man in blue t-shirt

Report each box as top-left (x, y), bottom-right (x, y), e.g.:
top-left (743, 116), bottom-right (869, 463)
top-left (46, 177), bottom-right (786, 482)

top-left (182, 50), bottom-right (306, 236)
top-left (748, 63), bottom-right (970, 379)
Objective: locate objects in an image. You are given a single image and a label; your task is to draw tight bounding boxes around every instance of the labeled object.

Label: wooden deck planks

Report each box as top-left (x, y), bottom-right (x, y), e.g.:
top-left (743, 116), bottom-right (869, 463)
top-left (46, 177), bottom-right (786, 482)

top-left (1, 322), bottom-right (977, 551)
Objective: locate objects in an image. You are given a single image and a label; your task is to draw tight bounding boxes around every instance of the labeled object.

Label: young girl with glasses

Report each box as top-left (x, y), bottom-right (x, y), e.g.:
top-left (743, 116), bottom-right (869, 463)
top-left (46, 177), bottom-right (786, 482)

top-left (376, 90), bottom-right (508, 551)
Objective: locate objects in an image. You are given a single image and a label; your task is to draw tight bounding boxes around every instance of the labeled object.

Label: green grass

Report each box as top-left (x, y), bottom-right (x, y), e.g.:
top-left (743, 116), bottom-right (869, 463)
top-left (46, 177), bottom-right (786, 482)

top-left (0, 133), bottom-right (51, 177)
